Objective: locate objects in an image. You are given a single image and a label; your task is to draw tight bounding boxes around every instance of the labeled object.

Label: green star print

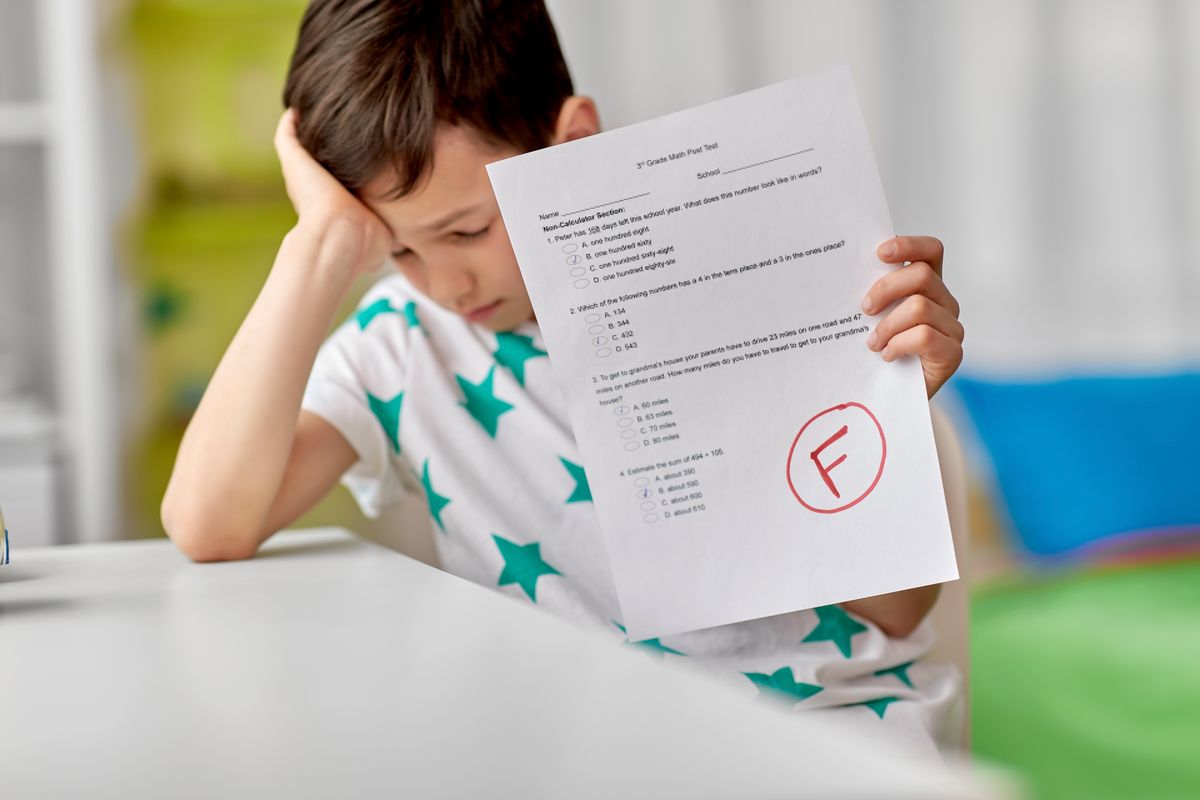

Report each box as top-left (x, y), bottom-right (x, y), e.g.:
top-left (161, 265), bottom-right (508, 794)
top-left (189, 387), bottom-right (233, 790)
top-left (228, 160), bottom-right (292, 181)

top-left (356, 298), bottom-right (399, 330)
top-left (421, 458), bottom-right (451, 532)
top-left (743, 667), bottom-right (824, 703)
top-left (853, 696), bottom-right (901, 719)
top-left (873, 661), bottom-right (915, 688)
top-left (613, 622), bottom-right (683, 660)
top-left (493, 331), bottom-right (547, 386)
top-left (456, 366), bottom-right (514, 438)
top-left (559, 457), bottom-right (592, 503)
top-left (493, 534), bottom-right (560, 602)
top-left (403, 300), bottom-right (421, 330)
top-left (367, 391), bottom-right (403, 453)
top-left (801, 605), bottom-right (868, 658)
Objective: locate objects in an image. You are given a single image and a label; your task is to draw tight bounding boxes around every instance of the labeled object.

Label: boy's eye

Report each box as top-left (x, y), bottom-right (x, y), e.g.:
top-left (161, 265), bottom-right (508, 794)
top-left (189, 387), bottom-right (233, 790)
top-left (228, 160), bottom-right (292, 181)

top-left (391, 248), bottom-right (413, 260)
top-left (451, 225), bottom-right (490, 242)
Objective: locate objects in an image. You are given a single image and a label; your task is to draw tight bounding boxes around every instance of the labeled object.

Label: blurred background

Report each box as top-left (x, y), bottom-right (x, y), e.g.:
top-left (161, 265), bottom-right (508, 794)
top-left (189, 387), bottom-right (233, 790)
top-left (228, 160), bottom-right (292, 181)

top-left (0, 1), bottom-right (1196, 796)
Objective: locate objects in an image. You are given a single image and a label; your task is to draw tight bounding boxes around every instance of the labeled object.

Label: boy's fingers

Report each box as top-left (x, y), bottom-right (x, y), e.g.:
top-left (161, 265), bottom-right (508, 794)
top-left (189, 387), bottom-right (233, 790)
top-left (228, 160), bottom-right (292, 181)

top-left (867, 295), bottom-right (964, 353)
top-left (879, 326), bottom-right (964, 398)
top-left (877, 236), bottom-right (945, 275)
top-left (274, 107), bottom-right (349, 209)
top-left (880, 323), bottom-right (960, 361)
top-left (274, 108), bottom-right (299, 154)
top-left (861, 261), bottom-right (959, 318)
top-left (274, 108), bottom-right (323, 175)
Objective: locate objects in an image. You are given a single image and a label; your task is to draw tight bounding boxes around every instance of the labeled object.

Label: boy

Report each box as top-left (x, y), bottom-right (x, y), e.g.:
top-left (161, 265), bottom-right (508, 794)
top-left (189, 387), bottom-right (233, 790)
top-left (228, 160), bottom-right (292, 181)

top-left (163, 0), bottom-right (966, 754)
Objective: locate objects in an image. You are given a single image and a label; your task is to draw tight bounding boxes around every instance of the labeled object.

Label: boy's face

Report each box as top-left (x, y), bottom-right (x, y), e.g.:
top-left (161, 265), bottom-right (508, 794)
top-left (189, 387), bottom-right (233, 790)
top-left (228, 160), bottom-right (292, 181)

top-left (363, 126), bottom-right (532, 332)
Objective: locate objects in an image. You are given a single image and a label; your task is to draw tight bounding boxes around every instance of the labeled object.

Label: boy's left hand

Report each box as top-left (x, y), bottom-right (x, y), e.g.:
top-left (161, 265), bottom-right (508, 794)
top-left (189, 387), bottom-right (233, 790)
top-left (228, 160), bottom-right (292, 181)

top-left (861, 236), bottom-right (963, 399)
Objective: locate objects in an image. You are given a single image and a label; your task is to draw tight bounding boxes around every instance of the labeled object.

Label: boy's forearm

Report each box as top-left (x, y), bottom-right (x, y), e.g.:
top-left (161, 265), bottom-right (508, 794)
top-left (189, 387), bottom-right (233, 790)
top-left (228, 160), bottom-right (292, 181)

top-left (162, 220), bottom-right (359, 556)
top-left (839, 583), bottom-right (941, 639)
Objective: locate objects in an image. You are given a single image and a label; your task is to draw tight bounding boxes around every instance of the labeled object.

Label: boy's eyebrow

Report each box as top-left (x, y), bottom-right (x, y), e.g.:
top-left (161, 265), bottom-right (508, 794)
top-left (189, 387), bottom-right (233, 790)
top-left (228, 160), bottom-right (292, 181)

top-left (420, 201), bottom-right (486, 233)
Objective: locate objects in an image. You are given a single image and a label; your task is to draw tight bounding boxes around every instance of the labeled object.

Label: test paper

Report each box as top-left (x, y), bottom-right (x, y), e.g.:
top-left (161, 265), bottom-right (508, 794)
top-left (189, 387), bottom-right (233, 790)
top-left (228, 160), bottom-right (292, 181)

top-left (487, 67), bottom-right (957, 641)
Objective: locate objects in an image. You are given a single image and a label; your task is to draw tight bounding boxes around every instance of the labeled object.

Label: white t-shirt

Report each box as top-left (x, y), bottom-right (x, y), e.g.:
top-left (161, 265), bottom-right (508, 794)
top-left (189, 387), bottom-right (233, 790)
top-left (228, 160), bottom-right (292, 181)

top-left (302, 273), bottom-right (962, 754)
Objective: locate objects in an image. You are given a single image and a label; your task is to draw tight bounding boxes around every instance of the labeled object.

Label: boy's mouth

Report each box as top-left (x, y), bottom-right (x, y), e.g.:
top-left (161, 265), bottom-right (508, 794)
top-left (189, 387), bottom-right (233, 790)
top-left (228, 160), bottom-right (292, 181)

top-left (465, 300), bottom-right (503, 323)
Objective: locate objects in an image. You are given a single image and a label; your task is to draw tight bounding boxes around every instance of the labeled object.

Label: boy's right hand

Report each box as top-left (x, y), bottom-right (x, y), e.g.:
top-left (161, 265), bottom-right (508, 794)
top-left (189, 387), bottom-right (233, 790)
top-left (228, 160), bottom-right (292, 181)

top-left (164, 111), bottom-right (385, 561)
top-left (274, 108), bottom-right (394, 276)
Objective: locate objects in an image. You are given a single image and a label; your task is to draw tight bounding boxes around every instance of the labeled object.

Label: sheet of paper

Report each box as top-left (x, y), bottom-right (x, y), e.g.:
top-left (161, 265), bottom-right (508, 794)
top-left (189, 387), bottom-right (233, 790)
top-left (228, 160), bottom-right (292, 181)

top-left (487, 67), bottom-right (957, 641)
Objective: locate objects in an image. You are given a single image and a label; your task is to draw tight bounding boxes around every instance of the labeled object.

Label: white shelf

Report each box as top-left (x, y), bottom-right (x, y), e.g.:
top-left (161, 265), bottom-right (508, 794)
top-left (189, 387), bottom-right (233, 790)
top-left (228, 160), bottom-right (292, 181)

top-left (0, 1), bottom-right (116, 545)
top-left (0, 397), bottom-right (57, 446)
top-left (35, 0), bottom-right (118, 543)
top-left (0, 103), bottom-right (45, 143)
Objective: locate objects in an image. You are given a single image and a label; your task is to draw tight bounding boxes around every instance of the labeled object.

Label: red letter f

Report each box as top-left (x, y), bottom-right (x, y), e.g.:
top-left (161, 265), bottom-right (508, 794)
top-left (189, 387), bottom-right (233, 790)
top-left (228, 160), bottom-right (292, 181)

top-left (810, 425), bottom-right (849, 499)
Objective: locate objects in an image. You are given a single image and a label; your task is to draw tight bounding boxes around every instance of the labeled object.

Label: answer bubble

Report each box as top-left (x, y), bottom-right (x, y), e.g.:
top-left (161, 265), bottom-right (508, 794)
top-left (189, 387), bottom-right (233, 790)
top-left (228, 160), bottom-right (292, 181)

top-left (640, 501), bottom-right (656, 512)
top-left (562, 243), bottom-right (578, 253)
top-left (566, 254), bottom-right (581, 265)
top-left (570, 267), bottom-right (587, 277)
top-left (585, 313), bottom-right (601, 323)
top-left (620, 428), bottom-right (637, 439)
top-left (574, 279), bottom-right (589, 289)
top-left (595, 347), bottom-right (612, 357)
top-left (624, 441), bottom-right (641, 452)
top-left (617, 417), bottom-right (634, 427)
top-left (634, 477), bottom-right (649, 487)
top-left (642, 512), bottom-right (659, 523)
top-left (589, 324), bottom-right (605, 335)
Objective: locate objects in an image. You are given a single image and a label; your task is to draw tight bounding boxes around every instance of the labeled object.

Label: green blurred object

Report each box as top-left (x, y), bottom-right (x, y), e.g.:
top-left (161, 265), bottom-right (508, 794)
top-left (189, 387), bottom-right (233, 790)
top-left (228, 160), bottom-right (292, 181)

top-left (119, 1), bottom-right (372, 539)
top-left (143, 280), bottom-right (187, 333)
top-left (131, 199), bottom-right (297, 420)
top-left (126, 197), bottom-right (369, 538)
top-left (972, 557), bottom-right (1200, 799)
top-left (123, 0), bottom-right (307, 197)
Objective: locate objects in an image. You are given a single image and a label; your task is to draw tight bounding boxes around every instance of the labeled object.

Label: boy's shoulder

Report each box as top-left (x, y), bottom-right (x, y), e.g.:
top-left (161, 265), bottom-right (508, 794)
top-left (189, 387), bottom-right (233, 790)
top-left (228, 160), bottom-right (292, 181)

top-left (313, 272), bottom-right (427, 373)
top-left (356, 271), bottom-right (422, 312)
top-left (349, 272), bottom-right (438, 336)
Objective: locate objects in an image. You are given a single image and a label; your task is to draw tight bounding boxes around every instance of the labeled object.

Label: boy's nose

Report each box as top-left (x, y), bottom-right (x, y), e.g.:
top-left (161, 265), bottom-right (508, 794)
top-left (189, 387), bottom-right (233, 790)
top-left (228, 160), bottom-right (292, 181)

top-left (432, 265), bottom-right (477, 309)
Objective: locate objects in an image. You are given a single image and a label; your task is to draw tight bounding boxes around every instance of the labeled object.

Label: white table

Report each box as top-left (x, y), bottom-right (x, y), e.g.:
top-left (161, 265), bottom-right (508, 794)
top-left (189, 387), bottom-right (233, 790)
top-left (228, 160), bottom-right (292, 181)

top-left (0, 528), bottom-right (1003, 799)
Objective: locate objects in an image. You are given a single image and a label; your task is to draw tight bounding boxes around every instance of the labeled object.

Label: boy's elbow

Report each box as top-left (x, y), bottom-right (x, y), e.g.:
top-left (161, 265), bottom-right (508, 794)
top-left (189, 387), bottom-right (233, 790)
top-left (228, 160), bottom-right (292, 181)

top-left (859, 607), bottom-right (925, 640)
top-left (877, 614), bottom-right (924, 641)
top-left (840, 583), bottom-right (941, 640)
top-left (161, 494), bottom-right (260, 563)
top-left (177, 535), bottom-right (259, 564)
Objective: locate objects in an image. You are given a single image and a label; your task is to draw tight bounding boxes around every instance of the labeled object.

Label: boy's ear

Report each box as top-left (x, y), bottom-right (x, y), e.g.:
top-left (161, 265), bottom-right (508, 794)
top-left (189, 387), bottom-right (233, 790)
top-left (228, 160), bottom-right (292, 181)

top-left (552, 96), bottom-right (600, 144)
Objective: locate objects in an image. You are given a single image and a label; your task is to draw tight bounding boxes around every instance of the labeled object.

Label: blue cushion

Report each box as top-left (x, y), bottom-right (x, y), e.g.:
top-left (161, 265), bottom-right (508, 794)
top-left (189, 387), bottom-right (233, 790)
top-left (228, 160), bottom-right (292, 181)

top-left (952, 372), bottom-right (1200, 557)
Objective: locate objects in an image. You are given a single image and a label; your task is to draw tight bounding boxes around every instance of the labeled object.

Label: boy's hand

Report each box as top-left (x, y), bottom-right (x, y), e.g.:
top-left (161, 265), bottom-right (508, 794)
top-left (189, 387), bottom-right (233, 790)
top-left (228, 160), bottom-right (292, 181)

top-left (861, 236), bottom-right (963, 399)
top-left (274, 108), bottom-right (394, 276)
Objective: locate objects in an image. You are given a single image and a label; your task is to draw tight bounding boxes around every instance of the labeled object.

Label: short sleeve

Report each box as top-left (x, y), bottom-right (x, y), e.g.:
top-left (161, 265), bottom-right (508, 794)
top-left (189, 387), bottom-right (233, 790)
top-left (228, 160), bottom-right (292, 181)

top-left (301, 290), bottom-right (414, 518)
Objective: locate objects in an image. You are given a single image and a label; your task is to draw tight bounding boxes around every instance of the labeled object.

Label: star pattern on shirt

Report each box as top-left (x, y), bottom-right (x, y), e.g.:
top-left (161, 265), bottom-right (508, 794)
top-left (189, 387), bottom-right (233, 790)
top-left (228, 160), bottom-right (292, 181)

top-left (559, 456), bottom-right (592, 503)
top-left (456, 366), bottom-right (515, 438)
top-left (873, 661), bottom-right (915, 688)
top-left (743, 667), bottom-right (824, 703)
top-left (403, 300), bottom-right (422, 331)
top-left (612, 622), bottom-right (683, 660)
top-left (421, 458), bottom-right (451, 532)
top-left (367, 390), bottom-right (404, 453)
top-left (492, 534), bottom-right (560, 602)
top-left (356, 298), bottom-right (400, 330)
top-left (852, 696), bottom-right (901, 719)
top-left (493, 331), bottom-right (547, 386)
top-left (801, 605), bottom-right (869, 658)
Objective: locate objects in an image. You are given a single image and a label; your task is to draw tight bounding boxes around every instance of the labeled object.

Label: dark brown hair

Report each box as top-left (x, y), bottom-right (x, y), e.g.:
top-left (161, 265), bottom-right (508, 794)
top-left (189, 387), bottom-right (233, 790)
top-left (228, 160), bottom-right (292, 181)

top-left (283, 0), bottom-right (574, 198)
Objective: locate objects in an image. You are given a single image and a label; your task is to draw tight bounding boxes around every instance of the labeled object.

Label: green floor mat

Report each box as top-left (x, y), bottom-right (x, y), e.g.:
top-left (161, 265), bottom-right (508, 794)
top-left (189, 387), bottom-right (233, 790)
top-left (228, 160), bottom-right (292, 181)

top-left (972, 556), bottom-right (1200, 799)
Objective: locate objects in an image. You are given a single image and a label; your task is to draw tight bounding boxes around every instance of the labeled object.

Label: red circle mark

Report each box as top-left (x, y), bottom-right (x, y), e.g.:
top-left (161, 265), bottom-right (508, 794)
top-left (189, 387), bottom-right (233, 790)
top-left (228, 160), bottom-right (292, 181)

top-left (786, 402), bottom-right (887, 514)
